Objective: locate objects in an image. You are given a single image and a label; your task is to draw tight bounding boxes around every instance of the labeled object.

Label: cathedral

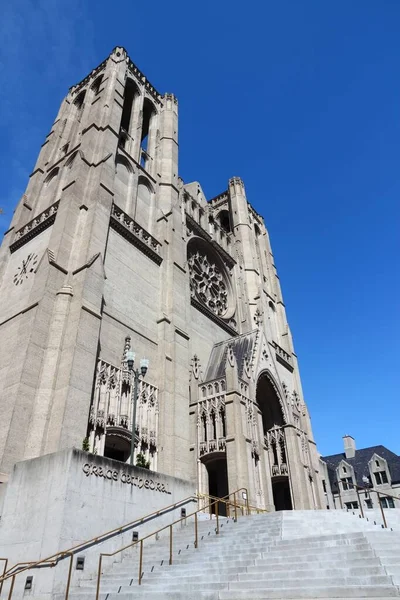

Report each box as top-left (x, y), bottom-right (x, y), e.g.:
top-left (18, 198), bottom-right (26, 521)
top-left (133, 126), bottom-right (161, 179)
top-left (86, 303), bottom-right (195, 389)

top-left (0, 46), bottom-right (324, 512)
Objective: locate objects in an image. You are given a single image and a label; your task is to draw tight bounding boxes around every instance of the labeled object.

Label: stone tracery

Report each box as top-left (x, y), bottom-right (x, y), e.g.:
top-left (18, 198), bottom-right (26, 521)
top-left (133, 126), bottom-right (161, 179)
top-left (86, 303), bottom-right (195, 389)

top-left (188, 250), bottom-right (228, 317)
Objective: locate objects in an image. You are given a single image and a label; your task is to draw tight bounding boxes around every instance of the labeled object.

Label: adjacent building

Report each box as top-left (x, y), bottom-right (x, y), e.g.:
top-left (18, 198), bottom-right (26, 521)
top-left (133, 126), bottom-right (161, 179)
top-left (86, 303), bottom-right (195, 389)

top-left (321, 435), bottom-right (400, 510)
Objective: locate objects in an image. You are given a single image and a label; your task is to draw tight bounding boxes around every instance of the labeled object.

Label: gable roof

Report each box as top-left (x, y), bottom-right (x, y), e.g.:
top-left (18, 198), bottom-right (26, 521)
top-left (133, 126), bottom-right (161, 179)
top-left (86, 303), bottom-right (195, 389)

top-left (322, 445), bottom-right (400, 491)
top-left (204, 331), bottom-right (257, 381)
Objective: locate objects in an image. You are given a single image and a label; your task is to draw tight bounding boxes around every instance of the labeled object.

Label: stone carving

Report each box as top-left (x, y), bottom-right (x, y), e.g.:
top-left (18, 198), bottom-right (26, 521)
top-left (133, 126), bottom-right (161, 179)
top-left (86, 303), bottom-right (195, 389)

top-left (110, 203), bottom-right (162, 264)
top-left (88, 336), bottom-right (159, 468)
top-left (188, 250), bottom-right (228, 317)
top-left (190, 354), bottom-right (202, 381)
top-left (197, 381), bottom-right (226, 457)
top-left (10, 200), bottom-right (59, 252)
top-left (265, 425), bottom-right (288, 477)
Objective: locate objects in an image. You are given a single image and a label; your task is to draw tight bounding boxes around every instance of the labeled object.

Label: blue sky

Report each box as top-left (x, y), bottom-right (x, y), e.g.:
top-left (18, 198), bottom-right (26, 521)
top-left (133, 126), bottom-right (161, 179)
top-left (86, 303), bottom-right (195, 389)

top-left (0, 1), bottom-right (399, 456)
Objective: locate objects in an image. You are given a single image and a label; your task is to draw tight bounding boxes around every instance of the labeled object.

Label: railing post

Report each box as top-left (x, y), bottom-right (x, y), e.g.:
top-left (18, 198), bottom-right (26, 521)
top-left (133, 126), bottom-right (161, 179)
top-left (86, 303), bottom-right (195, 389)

top-left (169, 525), bottom-right (173, 565)
top-left (194, 512), bottom-right (198, 549)
top-left (64, 553), bottom-right (74, 600)
top-left (377, 492), bottom-right (388, 529)
top-left (7, 574), bottom-right (16, 600)
top-left (0, 559), bottom-right (8, 595)
top-left (337, 487), bottom-right (343, 509)
top-left (215, 500), bottom-right (219, 535)
top-left (96, 555), bottom-right (103, 600)
top-left (355, 487), bottom-right (364, 518)
top-left (138, 540), bottom-right (143, 585)
top-left (234, 492), bottom-right (238, 522)
top-left (245, 491), bottom-right (250, 515)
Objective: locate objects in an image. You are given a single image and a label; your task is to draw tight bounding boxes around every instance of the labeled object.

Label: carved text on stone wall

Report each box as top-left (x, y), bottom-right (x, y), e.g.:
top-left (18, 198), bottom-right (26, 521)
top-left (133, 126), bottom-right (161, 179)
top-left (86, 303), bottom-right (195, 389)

top-left (82, 462), bottom-right (171, 494)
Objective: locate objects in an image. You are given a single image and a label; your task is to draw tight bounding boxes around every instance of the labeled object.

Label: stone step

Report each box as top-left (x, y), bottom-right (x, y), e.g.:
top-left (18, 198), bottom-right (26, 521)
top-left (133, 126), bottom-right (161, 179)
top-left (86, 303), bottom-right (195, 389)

top-left (96, 559), bottom-right (385, 581)
top-left (81, 576), bottom-right (396, 594)
top-left (88, 569), bottom-right (390, 589)
top-left (65, 588), bottom-right (400, 600)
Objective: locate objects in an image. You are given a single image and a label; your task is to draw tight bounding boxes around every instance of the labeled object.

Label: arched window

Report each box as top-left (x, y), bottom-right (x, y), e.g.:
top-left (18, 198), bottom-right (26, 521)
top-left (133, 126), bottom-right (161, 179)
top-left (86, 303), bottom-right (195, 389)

top-left (201, 413), bottom-right (207, 442)
top-left (256, 373), bottom-right (285, 435)
top-left (218, 210), bottom-right (232, 233)
top-left (73, 90), bottom-right (86, 112)
top-left (220, 406), bottom-right (226, 438)
top-left (211, 409), bottom-right (217, 440)
top-left (115, 155), bottom-right (134, 211)
top-left (44, 167), bottom-right (59, 186)
top-left (141, 99), bottom-right (156, 152)
top-left (135, 176), bottom-right (154, 230)
top-left (119, 78), bottom-right (139, 148)
top-left (65, 151), bottom-right (78, 169)
top-left (91, 75), bottom-right (103, 96)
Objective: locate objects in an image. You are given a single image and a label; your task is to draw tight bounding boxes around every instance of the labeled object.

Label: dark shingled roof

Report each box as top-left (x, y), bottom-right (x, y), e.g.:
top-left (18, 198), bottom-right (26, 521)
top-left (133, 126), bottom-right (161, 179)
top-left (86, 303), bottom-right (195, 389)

top-left (205, 331), bottom-right (258, 381)
top-left (322, 445), bottom-right (400, 492)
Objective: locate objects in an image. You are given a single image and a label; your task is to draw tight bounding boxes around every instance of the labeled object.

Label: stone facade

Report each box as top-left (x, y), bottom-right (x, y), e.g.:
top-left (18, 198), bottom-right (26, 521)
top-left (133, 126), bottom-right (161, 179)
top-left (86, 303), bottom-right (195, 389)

top-left (0, 46), bottom-right (324, 510)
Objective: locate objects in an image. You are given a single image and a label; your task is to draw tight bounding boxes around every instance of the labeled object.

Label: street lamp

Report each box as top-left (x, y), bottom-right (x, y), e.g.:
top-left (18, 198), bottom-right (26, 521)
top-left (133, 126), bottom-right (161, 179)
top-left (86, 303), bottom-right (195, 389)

top-left (126, 351), bottom-right (149, 466)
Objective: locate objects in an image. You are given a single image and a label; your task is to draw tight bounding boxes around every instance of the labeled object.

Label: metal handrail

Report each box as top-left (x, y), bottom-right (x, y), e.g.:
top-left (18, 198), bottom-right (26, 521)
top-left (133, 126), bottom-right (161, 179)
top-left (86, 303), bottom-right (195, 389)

top-left (337, 480), bottom-right (399, 528)
top-left (0, 494), bottom-right (198, 599)
top-left (95, 487), bottom-right (249, 599)
top-left (0, 559), bottom-right (8, 595)
top-left (197, 492), bottom-right (269, 516)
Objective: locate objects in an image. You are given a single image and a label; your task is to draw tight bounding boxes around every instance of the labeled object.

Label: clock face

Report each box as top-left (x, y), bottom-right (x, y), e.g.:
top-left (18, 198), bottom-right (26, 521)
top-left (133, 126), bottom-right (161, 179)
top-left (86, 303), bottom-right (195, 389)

top-left (13, 253), bottom-right (39, 286)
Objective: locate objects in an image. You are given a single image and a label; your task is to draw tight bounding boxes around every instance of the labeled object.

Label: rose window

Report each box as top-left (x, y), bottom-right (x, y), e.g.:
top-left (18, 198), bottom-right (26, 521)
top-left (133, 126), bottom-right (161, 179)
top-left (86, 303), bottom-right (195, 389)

top-left (188, 251), bottom-right (228, 316)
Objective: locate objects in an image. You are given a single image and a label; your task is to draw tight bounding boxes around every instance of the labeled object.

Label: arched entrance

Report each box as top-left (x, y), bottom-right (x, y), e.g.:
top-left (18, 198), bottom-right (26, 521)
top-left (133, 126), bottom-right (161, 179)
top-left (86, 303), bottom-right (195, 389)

top-left (256, 372), bottom-right (293, 511)
top-left (203, 454), bottom-right (229, 516)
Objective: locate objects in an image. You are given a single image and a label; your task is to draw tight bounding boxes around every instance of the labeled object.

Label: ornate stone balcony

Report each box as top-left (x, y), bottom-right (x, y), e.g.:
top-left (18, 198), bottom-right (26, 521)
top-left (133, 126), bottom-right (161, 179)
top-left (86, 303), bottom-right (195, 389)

top-left (199, 438), bottom-right (226, 456)
top-left (273, 341), bottom-right (294, 372)
top-left (110, 203), bottom-right (162, 265)
top-left (10, 200), bottom-right (60, 252)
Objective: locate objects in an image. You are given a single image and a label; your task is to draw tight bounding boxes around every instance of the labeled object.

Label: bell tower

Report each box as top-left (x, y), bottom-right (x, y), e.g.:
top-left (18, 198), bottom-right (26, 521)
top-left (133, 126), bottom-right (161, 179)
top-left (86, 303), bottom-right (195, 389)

top-left (0, 47), bottom-right (182, 475)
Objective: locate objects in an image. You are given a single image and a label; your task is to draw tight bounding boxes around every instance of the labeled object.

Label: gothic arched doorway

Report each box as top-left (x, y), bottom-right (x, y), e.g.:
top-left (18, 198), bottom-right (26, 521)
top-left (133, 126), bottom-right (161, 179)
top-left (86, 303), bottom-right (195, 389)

top-left (203, 454), bottom-right (229, 516)
top-left (256, 372), bottom-right (293, 511)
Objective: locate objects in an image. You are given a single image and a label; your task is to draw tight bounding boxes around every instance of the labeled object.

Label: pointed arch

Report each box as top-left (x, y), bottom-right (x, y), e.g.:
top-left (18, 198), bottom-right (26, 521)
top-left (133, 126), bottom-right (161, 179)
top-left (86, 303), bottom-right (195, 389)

top-left (90, 74), bottom-right (103, 95)
top-left (256, 369), bottom-right (288, 434)
top-left (44, 167), bottom-right (59, 186)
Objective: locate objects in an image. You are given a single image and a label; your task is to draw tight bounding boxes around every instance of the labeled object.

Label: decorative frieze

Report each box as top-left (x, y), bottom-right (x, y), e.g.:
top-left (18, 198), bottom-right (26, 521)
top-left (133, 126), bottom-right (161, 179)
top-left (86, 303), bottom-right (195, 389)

top-left (197, 380), bottom-right (227, 457)
top-left (265, 425), bottom-right (289, 478)
top-left (10, 200), bottom-right (60, 252)
top-left (110, 203), bottom-right (162, 265)
top-left (273, 341), bottom-right (294, 372)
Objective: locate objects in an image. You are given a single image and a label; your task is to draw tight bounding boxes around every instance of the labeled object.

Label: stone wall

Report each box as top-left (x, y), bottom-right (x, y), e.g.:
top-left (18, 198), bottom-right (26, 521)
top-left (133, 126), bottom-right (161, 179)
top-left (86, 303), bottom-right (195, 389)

top-left (0, 448), bottom-right (195, 599)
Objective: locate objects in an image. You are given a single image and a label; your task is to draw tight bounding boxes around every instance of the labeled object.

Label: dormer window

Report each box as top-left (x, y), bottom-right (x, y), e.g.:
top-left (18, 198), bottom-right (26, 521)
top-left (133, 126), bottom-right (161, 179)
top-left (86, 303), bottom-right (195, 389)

top-left (343, 466), bottom-right (347, 473)
top-left (374, 471), bottom-right (388, 485)
top-left (375, 460), bottom-right (380, 467)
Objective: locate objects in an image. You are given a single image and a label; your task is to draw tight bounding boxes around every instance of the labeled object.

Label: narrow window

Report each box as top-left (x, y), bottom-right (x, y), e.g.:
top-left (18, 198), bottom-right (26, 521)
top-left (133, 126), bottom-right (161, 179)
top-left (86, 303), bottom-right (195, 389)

top-left (218, 210), bottom-right (232, 233)
top-left (220, 407), bottom-right (226, 438)
top-left (322, 479), bottom-right (327, 493)
top-left (120, 79), bottom-right (137, 145)
top-left (364, 499), bottom-right (373, 509)
top-left (91, 74), bottom-right (103, 95)
top-left (211, 410), bottom-right (217, 440)
top-left (201, 413), bottom-right (207, 442)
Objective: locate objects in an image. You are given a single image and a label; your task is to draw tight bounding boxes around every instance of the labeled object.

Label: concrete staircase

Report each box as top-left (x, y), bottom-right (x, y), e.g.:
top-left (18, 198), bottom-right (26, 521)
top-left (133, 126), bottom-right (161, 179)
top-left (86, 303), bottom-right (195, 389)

top-left (64, 510), bottom-right (400, 600)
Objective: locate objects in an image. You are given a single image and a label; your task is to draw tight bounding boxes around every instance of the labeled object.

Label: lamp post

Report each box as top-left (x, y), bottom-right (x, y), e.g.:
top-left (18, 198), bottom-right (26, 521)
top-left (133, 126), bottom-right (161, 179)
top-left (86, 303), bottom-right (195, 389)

top-left (126, 351), bottom-right (149, 466)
